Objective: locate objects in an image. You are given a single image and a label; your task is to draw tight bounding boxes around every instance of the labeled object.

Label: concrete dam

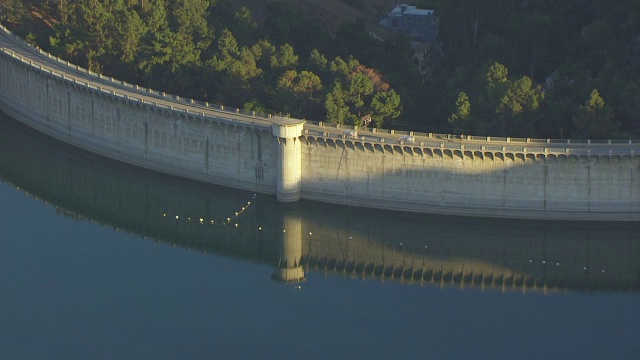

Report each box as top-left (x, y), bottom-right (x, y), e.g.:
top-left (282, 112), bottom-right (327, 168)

top-left (0, 25), bottom-right (639, 221)
top-left (2, 115), bottom-right (638, 291)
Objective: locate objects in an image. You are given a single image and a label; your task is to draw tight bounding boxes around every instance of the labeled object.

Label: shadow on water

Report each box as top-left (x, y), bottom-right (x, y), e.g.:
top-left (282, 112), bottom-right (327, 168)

top-left (1, 111), bottom-right (639, 294)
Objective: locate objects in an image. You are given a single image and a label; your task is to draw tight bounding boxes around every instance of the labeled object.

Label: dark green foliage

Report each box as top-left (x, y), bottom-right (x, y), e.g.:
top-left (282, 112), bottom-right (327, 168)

top-left (3, 0), bottom-right (640, 138)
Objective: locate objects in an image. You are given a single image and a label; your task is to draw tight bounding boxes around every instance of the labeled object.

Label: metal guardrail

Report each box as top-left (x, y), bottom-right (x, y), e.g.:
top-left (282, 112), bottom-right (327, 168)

top-left (0, 48), bottom-right (271, 129)
top-left (0, 24), bottom-right (274, 126)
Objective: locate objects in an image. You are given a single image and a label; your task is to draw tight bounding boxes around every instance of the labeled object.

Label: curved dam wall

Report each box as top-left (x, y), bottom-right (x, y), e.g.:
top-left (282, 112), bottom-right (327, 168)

top-left (0, 28), bottom-right (639, 221)
top-left (300, 136), bottom-right (640, 220)
top-left (0, 43), bottom-right (278, 196)
top-left (2, 115), bottom-right (639, 292)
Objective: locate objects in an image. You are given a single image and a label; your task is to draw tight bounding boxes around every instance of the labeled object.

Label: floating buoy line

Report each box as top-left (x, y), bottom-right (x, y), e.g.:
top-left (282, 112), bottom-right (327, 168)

top-left (162, 193), bottom-right (257, 227)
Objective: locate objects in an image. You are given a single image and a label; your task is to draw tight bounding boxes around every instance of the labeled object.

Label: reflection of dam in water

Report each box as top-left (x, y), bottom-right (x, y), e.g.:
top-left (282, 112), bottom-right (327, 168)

top-left (1, 113), bottom-right (640, 293)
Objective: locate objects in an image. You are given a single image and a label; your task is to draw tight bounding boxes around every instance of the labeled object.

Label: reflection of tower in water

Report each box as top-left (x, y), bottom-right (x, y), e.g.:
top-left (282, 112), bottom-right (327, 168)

top-left (271, 203), bottom-right (305, 283)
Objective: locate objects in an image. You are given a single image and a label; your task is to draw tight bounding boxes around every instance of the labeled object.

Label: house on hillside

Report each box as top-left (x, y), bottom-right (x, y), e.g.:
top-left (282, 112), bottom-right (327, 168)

top-left (379, 4), bottom-right (438, 43)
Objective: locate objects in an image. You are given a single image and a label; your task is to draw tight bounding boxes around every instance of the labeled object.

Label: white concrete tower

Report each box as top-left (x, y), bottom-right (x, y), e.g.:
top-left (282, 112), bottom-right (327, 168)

top-left (271, 117), bottom-right (305, 202)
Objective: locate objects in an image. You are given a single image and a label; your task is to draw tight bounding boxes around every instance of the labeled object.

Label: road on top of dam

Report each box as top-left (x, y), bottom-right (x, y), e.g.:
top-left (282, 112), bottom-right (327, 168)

top-left (1, 27), bottom-right (639, 157)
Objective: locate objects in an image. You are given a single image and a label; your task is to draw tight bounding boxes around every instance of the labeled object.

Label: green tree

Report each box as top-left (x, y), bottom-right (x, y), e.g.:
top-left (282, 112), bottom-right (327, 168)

top-left (309, 49), bottom-right (327, 72)
top-left (229, 6), bottom-right (257, 46)
top-left (325, 81), bottom-right (350, 125)
top-left (448, 91), bottom-right (471, 127)
top-left (113, 7), bottom-right (146, 64)
top-left (497, 76), bottom-right (543, 116)
top-left (486, 62), bottom-right (508, 87)
top-left (270, 43), bottom-right (298, 70)
top-left (293, 71), bottom-right (323, 100)
top-left (209, 29), bottom-right (262, 102)
top-left (495, 75), bottom-right (544, 136)
top-left (143, 0), bottom-right (169, 34)
top-left (167, 0), bottom-right (212, 51)
top-left (275, 70), bottom-right (323, 116)
top-left (329, 56), bottom-right (350, 79)
top-left (571, 89), bottom-right (617, 139)
top-left (347, 72), bottom-right (374, 115)
top-left (371, 90), bottom-right (401, 127)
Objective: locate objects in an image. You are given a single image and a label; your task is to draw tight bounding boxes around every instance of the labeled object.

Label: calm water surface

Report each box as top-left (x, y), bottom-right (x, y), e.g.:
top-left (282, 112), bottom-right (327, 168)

top-left (1, 113), bottom-right (639, 360)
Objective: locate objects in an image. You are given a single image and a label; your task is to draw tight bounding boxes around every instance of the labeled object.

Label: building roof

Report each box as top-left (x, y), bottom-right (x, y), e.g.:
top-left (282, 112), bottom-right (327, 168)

top-left (388, 4), bottom-right (435, 17)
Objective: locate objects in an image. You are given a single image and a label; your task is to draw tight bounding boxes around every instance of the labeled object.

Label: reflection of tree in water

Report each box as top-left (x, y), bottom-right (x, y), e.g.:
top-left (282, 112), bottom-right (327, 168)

top-left (1, 113), bottom-right (639, 293)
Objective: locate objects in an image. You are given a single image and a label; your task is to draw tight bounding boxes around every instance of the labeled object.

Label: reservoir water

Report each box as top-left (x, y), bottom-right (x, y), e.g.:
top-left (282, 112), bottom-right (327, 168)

top-left (0, 111), bottom-right (639, 359)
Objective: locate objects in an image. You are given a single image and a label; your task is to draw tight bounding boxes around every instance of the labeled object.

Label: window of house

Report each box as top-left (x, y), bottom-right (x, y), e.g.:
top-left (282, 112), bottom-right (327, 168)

top-left (416, 17), bottom-right (426, 23)
top-left (405, 16), bottom-right (413, 22)
top-left (404, 29), bottom-right (411, 34)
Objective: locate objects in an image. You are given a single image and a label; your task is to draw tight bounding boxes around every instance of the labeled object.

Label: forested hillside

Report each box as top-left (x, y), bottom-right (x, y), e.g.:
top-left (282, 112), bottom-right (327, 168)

top-left (1, 0), bottom-right (639, 139)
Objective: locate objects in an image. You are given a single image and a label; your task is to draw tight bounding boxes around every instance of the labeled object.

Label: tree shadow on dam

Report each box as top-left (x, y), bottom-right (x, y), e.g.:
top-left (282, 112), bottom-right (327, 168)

top-left (2, 112), bottom-right (640, 294)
